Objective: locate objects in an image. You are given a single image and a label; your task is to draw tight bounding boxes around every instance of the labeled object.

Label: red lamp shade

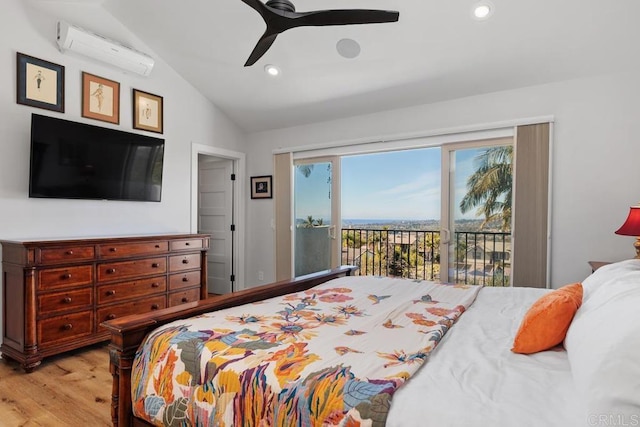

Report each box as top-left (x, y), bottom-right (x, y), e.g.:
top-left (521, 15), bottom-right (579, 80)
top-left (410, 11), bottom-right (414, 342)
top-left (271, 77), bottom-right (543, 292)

top-left (615, 206), bottom-right (640, 259)
top-left (615, 206), bottom-right (640, 236)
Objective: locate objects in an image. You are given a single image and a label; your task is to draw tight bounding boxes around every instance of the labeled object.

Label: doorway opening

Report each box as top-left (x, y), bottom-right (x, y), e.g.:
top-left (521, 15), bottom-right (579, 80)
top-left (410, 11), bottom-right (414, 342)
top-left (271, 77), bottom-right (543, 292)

top-left (191, 144), bottom-right (246, 294)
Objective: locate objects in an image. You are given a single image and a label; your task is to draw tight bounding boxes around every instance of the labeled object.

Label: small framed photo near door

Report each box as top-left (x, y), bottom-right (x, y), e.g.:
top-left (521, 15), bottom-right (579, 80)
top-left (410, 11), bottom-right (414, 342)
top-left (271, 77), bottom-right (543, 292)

top-left (133, 89), bottom-right (163, 134)
top-left (16, 52), bottom-right (65, 113)
top-left (251, 175), bottom-right (272, 199)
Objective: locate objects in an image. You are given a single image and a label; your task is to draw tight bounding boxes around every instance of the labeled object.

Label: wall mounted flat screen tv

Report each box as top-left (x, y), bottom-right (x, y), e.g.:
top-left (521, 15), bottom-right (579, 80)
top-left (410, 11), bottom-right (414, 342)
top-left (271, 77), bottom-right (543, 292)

top-left (29, 114), bottom-right (165, 202)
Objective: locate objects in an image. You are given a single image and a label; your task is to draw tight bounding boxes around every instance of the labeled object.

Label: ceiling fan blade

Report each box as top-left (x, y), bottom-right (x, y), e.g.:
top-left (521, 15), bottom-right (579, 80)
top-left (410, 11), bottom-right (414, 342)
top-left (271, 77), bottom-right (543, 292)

top-left (289, 9), bottom-right (399, 28)
top-left (245, 32), bottom-right (279, 66)
top-left (239, 1), bottom-right (400, 66)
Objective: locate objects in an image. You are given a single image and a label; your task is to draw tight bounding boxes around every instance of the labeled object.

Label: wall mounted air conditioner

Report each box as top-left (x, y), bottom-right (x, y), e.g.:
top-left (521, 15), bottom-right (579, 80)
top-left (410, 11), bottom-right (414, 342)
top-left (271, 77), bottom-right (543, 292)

top-left (56, 21), bottom-right (155, 77)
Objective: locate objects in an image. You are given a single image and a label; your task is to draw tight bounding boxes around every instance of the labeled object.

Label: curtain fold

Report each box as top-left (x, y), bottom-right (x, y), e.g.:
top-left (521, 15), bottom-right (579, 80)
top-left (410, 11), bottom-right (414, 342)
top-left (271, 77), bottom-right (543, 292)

top-left (512, 123), bottom-right (550, 288)
top-left (274, 152), bottom-right (293, 280)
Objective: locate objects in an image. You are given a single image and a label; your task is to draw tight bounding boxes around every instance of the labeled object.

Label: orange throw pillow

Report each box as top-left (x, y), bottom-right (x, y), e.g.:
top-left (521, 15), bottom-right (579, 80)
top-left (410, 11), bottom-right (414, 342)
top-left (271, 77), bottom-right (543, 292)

top-left (512, 283), bottom-right (583, 354)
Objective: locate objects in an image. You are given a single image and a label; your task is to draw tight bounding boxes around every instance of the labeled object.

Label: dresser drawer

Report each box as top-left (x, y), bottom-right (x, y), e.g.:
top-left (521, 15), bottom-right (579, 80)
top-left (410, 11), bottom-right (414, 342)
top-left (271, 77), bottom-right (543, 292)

top-left (169, 253), bottom-right (201, 272)
top-left (169, 288), bottom-right (200, 307)
top-left (170, 239), bottom-right (204, 251)
top-left (38, 265), bottom-right (94, 290)
top-left (169, 271), bottom-right (201, 291)
top-left (38, 288), bottom-right (93, 316)
top-left (38, 311), bottom-right (93, 345)
top-left (97, 257), bottom-right (167, 282)
top-left (97, 276), bottom-right (166, 305)
top-left (40, 246), bottom-right (95, 265)
top-left (98, 241), bottom-right (169, 258)
top-left (97, 296), bottom-right (166, 331)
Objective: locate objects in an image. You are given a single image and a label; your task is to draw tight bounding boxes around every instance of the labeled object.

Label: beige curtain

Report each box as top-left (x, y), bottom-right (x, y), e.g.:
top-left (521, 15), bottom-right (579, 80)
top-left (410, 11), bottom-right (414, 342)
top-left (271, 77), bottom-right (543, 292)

top-left (512, 123), bottom-right (550, 288)
top-left (274, 152), bottom-right (293, 280)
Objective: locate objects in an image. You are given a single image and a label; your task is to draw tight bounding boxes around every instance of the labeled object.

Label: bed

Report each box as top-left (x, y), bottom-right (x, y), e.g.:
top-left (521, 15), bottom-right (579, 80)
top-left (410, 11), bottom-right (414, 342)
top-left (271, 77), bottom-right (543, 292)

top-left (103, 262), bottom-right (640, 426)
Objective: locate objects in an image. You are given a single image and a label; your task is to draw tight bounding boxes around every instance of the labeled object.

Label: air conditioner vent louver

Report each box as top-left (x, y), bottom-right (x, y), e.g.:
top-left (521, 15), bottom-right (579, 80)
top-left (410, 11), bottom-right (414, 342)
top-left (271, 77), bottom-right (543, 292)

top-left (56, 21), bottom-right (154, 77)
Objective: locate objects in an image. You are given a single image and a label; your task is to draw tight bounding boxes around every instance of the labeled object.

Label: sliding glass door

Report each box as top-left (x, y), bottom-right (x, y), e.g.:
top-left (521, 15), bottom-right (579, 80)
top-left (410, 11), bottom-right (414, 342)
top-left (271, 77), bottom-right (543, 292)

top-left (441, 140), bottom-right (513, 286)
top-left (282, 126), bottom-right (551, 287)
top-left (293, 157), bottom-right (340, 276)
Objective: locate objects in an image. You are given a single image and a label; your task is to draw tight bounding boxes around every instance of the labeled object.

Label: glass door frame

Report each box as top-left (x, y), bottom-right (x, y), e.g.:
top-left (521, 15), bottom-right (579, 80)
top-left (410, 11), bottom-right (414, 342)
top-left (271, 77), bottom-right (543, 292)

top-left (440, 138), bottom-right (514, 284)
top-left (292, 156), bottom-right (341, 275)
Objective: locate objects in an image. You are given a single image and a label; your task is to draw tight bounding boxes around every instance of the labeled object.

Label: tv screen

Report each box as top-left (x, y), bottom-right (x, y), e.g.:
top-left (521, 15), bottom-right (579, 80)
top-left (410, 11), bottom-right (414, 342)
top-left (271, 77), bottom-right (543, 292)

top-left (29, 114), bottom-right (164, 202)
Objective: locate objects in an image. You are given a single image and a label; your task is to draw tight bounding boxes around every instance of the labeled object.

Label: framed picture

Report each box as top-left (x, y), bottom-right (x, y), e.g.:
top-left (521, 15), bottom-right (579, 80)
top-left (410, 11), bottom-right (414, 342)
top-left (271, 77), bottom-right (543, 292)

top-left (82, 72), bottom-right (120, 124)
top-left (133, 89), bottom-right (163, 133)
top-left (251, 175), bottom-right (273, 199)
top-left (16, 52), bottom-right (65, 113)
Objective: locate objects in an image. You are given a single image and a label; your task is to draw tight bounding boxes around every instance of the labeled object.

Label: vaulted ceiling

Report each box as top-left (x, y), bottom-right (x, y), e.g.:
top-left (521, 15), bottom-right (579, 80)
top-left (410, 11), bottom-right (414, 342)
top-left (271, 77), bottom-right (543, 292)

top-left (29, 0), bottom-right (640, 132)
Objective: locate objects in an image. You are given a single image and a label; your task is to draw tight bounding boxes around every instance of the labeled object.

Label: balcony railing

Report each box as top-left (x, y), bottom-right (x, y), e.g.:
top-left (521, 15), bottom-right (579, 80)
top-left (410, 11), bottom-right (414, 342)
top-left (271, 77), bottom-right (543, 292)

top-left (341, 228), bottom-right (511, 287)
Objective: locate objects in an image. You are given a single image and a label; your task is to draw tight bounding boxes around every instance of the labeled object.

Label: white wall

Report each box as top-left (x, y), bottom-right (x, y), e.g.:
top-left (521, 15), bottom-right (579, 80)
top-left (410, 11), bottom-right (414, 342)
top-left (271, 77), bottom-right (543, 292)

top-left (0, 1), bottom-right (246, 340)
top-left (245, 71), bottom-right (640, 289)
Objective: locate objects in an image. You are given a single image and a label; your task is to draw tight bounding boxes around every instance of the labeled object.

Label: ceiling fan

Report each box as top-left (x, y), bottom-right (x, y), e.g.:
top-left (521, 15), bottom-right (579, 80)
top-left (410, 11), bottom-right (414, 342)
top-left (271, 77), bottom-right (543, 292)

top-left (240, 0), bottom-right (400, 66)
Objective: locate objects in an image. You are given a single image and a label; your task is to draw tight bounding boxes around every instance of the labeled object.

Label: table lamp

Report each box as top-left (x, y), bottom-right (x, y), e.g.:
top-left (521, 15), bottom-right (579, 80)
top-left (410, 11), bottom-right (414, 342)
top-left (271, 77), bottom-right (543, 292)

top-left (615, 205), bottom-right (640, 258)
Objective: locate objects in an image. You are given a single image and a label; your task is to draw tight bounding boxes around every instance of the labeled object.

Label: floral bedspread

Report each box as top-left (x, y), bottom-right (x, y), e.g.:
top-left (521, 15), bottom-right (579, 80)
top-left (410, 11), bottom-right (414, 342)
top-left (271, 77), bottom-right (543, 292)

top-left (131, 276), bottom-right (481, 427)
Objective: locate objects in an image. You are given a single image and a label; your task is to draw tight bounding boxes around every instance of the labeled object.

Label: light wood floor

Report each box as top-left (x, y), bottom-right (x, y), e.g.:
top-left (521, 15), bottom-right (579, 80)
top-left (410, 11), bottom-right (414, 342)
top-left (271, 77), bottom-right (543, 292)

top-left (0, 344), bottom-right (112, 426)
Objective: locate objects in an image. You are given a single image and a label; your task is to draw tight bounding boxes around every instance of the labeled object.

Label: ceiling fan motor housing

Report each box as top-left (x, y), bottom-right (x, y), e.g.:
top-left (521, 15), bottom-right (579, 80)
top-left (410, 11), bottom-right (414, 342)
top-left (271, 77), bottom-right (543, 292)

top-left (266, 0), bottom-right (295, 12)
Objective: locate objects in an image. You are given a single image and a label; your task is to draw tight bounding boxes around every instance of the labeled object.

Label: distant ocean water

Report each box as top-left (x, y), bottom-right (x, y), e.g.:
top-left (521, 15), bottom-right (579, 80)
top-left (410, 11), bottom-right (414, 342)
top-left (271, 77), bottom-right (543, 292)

top-left (342, 219), bottom-right (431, 225)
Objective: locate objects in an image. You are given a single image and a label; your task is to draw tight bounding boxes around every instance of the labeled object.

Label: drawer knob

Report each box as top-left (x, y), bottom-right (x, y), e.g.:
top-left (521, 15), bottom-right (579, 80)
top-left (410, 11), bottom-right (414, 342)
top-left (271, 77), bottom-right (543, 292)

top-left (62, 273), bottom-right (72, 280)
top-left (106, 314), bottom-right (116, 320)
top-left (182, 259), bottom-right (190, 264)
top-left (151, 304), bottom-right (159, 310)
top-left (62, 297), bottom-right (72, 304)
top-left (152, 263), bottom-right (160, 268)
top-left (155, 244), bottom-right (160, 248)
top-left (181, 297), bottom-right (188, 303)
top-left (109, 247), bottom-right (117, 252)
top-left (151, 282), bottom-right (160, 288)
top-left (62, 323), bottom-right (73, 331)
top-left (66, 250), bottom-right (74, 255)
top-left (185, 242), bottom-right (191, 246)
top-left (106, 268), bottom-right (116, 274)
top-left (182, 277), bottom-right (189, 282)
top-left (106, 290), bottom-right (116, 296)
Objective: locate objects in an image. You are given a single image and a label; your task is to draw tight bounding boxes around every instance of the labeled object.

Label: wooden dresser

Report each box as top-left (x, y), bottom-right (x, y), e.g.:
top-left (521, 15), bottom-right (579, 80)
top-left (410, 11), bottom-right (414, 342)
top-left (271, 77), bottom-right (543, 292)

top-left (0, 233), bottom-right (209, 372)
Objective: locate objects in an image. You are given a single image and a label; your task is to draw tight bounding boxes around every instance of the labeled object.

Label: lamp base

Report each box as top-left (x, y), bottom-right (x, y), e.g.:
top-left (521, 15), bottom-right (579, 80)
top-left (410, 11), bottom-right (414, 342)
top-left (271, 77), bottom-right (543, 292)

top-left (634, 237), bottom-right (640, 259)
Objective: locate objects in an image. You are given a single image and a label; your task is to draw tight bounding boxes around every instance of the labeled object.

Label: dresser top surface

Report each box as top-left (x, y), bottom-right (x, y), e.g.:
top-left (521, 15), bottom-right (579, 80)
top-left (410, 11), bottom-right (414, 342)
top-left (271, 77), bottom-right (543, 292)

top-left (0, 233), bottom-right (210, 247)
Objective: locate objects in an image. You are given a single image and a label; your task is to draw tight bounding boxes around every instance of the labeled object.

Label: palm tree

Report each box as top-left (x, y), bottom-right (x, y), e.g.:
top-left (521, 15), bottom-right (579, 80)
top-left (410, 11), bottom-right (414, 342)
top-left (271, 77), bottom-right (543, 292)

top-left (297, 164), bottom-right (314, 178)
top-left (301, 215), bottom-right (316, 228)
top-left (459, 146), bottom-right (513, 230)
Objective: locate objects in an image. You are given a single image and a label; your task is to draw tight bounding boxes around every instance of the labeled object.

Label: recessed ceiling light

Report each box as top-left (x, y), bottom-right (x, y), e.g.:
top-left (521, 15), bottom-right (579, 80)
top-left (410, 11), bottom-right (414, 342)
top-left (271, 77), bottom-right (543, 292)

top-left (264, 64), bottom-right (280, 76)
top-left (472, 1), bottom-right (494, 20)
top-left (336, 38), bottom-right (361, 59)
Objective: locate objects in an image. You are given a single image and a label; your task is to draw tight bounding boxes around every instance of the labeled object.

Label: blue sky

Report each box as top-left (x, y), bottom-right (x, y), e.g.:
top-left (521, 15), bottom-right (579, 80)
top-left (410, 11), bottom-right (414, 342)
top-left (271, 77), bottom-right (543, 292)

top-left (294, 147), bottom-right (486, 223)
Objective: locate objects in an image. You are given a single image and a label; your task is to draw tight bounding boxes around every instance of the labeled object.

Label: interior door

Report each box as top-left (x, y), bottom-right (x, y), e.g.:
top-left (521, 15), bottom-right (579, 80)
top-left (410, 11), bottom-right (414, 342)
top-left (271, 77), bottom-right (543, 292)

top-left (441, 139), bottom-right (513, 285)
top-left (198, 156), bottom-right (234, 294)
top-left (293, 156), bottom-right (340, 276)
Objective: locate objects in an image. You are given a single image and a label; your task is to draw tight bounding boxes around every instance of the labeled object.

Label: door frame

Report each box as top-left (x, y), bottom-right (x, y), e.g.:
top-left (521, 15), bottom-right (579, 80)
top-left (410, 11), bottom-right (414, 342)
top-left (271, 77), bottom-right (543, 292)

top-left (191, 143), bottom-right (246, 291)
top-left (440, 138), bottom-right (514, 285)
top-left (292, 156), bottom-right (341, 275)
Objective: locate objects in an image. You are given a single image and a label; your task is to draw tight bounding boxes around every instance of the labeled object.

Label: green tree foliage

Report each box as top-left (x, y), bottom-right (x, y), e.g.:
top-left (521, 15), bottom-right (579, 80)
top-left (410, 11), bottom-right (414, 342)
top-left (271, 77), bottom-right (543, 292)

top-left (300, 215), bottom-right (324, 228)
top-left (460, 146), bottom-right (513, 231)
top-left (388, 248), bottom-right (409, 278)
top-left (297, 164), bottom-right (314, 178)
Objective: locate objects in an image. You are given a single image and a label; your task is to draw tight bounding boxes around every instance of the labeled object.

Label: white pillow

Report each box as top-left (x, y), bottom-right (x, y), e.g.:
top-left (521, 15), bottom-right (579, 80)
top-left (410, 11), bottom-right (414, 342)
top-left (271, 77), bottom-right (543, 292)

top-left (564, 266), bottom-right (640, 422)
top-left (581, 259), bottom-right (640, 302)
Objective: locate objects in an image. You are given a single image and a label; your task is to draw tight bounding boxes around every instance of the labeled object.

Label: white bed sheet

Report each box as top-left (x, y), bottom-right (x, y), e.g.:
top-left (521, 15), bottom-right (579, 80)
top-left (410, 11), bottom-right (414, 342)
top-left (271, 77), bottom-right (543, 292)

top-left (387, 287), bottom-right (583, 427)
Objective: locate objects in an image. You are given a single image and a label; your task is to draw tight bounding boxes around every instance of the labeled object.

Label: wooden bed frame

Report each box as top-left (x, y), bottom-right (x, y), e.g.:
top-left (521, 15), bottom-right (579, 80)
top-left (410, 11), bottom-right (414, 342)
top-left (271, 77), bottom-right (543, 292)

top-left (101, 266), bottom-right (357, 427)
